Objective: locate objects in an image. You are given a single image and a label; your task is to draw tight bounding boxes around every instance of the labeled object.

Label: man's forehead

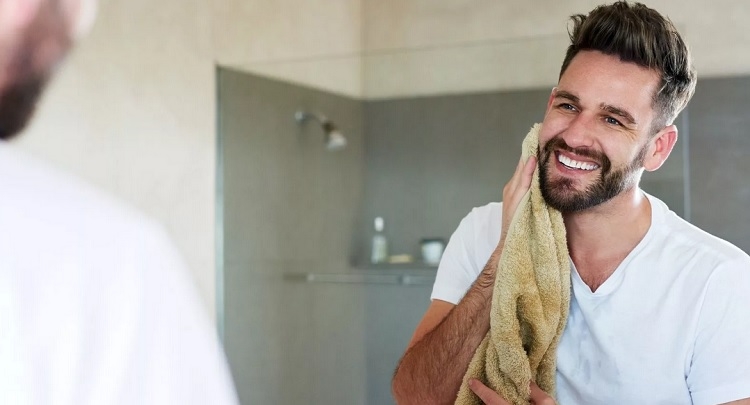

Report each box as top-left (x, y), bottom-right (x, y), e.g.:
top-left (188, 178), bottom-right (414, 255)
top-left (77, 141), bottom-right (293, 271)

top-left (556, 54), bottom-right (660, 115)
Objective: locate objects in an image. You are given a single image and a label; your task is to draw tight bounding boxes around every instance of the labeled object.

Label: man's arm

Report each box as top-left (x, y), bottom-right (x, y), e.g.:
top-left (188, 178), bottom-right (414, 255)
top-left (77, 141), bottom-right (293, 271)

top-left (391, 156), bottom-right (537, 405)
top-left (391, 246), bottom-right (502, 405)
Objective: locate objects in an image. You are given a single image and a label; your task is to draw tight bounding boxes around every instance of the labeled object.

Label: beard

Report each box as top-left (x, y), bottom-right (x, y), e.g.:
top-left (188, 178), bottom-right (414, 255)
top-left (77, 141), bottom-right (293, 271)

top-left (539, 136), bottom-right (647, 213)
top-left (0, 1), bottom-right (70, 140)
top-left (0, 77), bottom-right (47, 140)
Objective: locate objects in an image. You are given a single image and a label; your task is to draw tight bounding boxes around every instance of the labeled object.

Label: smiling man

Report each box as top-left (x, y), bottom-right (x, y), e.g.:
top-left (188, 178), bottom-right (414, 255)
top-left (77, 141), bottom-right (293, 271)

top-left (0, 1), bottom-right (238, 404)
top-left (392, 2), bottom-right (750, 404)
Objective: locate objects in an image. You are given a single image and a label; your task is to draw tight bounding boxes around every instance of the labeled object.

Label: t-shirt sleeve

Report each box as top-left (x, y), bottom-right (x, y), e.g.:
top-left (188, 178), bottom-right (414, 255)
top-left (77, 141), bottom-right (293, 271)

top-left (688, 256), bottom-right (750, 405)
top-left (431, 205), bottom-right (501, 304)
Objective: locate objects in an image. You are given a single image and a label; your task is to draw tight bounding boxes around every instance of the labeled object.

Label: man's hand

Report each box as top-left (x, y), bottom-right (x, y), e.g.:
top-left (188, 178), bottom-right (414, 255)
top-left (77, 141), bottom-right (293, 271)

top-left (500, 155), bottom-right (537, 246)
top-left (476, 154), bottom-right (537, 291)
top-left (468, 379), bottom-right (555, 405)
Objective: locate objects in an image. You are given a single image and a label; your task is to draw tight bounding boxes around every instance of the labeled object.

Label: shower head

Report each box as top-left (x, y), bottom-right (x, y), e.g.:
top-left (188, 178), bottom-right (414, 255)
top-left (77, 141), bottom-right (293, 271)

top-left (294, 111), bottom-right (348, 151)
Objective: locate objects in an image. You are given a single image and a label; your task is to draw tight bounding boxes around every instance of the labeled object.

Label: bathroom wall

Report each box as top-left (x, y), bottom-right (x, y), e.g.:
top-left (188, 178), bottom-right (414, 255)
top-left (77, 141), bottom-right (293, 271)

top-left (218, 68), bottom-right (367, 404)
top-left (689, 77), bottom-right (750, 253)
top-left (364, 283), bottom-right (432, 405)
top-left (214, 0), bottom-right (364, 97)
top-left (362, 0), bottom-right (750, 99)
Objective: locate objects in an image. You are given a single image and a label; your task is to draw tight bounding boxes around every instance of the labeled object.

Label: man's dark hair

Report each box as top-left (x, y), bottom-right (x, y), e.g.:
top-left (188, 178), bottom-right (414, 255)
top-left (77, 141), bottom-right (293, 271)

top-left (560, 1), bottom-right (696, 133)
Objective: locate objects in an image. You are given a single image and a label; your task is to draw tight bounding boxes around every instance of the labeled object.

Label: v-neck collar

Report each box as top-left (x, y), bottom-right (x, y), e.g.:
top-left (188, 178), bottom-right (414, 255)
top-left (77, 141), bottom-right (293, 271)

top-left (569, 193), bottom-right (664, 297)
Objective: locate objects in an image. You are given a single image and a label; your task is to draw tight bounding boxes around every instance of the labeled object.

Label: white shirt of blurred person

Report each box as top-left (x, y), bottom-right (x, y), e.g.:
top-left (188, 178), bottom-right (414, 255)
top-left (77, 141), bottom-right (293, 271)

top-left (0, 1), bottom-right (238, 403)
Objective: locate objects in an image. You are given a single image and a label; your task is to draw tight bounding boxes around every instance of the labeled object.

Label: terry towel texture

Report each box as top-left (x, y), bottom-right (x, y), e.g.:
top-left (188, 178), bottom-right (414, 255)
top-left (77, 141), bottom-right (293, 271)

top-left (455, 124), bottom-right (571, 405)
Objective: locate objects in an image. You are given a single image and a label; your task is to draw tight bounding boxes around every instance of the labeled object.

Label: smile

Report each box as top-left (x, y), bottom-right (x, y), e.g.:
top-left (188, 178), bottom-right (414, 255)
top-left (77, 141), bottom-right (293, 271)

top-left (557, 153), bottom-right (600, 171)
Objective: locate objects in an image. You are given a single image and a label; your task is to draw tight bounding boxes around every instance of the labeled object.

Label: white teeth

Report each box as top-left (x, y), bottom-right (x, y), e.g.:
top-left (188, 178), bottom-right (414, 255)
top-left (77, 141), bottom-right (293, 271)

top-left (558, 154), bottom-right (599, 171)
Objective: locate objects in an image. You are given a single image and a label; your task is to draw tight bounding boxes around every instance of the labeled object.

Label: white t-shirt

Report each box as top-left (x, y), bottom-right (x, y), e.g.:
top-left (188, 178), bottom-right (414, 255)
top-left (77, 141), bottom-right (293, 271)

top-left (432, 193), bottom-right (750, 404)
top-left (0, 144), bottom-right (238, 404)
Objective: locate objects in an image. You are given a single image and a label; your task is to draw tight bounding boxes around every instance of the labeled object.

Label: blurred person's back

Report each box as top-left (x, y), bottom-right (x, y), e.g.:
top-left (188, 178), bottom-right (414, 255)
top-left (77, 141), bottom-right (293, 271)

top-left (0, 1), bottom-right (239, 403)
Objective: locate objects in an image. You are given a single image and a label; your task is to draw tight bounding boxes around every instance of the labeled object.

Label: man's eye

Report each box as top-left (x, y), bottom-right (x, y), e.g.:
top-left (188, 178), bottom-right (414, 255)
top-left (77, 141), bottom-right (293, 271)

top-left (605, 116), bottom-right (622, 126)
top-left (559, 103), bottom-right (576, 111)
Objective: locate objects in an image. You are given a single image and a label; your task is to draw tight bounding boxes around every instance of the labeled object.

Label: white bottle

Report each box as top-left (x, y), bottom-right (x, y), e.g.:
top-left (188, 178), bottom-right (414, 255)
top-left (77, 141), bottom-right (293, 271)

top-left (371, 217), bottom-right (388, 264)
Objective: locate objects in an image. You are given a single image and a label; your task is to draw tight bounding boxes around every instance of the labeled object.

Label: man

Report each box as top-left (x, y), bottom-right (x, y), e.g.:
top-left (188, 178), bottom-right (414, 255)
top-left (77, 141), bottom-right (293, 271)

top-left (392, 2), bottom-right (750, 404)
top-left (0, 1), bottom-right (238, 403)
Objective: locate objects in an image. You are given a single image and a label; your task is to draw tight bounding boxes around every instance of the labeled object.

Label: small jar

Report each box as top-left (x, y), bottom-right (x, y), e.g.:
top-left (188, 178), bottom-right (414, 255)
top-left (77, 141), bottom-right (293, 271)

top-left (420, 238), bottom-right (445, 266)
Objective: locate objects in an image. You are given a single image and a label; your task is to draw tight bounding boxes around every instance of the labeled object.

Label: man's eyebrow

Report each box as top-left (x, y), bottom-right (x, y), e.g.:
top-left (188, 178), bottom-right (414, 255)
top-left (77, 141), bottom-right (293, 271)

top-left (601, 104), bottom-right (636, 126)
top-left (556, 90), bottom-right (637, 126)
top-left (554, 91), bottom-right (579, 103)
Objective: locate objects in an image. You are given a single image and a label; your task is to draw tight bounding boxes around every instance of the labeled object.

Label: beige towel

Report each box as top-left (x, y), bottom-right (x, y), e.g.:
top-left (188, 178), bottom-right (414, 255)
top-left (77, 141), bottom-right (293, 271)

top-left (455, 124), bottom-right (571, 405)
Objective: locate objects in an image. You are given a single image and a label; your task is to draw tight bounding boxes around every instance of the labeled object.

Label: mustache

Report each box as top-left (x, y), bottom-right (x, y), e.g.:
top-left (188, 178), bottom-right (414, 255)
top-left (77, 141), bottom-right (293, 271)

top-left (542, 137), bottom-right (611, 172)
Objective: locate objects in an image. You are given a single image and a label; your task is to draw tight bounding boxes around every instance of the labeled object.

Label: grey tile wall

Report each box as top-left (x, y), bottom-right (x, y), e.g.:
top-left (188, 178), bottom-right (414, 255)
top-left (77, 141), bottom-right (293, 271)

top-left (218, 68), bottom-right (367, 404)
top-left (689, 77), bottom-right (750, 253)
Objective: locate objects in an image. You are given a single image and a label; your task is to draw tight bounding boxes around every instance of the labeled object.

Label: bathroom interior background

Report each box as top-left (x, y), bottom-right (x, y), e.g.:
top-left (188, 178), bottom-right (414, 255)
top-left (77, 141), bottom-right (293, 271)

top-left (219, 3), bottom-right (750, 404)
top-left (11, 1), bottom-right (750, 405)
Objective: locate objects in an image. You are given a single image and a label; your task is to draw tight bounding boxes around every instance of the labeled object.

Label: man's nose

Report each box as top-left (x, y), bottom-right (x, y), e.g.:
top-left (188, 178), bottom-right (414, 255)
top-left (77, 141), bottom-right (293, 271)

top-left (561, 113), bottom-right (597, 150)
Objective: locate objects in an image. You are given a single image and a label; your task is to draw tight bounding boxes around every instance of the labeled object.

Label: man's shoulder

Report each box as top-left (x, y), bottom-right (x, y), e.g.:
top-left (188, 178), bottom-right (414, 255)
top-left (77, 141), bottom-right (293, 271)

top-left (457, 201), bottom-right (503, 235)
top-left (465, 201), bottom-right (503, 222)
top-left (650, 195), bottom-right (750, 266)
top-left (0, 144), bottom-right (158, 227)
top-left (0, 144), bottom-right (170, 265)
top-left (451, 202), bottom-right (504, 249)
top-left (0, 144), bottom-right (192, 331)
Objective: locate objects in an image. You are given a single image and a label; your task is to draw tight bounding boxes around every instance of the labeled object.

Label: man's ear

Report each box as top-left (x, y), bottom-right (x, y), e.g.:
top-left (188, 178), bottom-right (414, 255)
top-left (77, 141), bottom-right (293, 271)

top-left (643, 125), bottom-right (678, 172)
top-left (64, 0), bottom-right (98, 39)
top-left (546, 87), bottom-right (557, 112)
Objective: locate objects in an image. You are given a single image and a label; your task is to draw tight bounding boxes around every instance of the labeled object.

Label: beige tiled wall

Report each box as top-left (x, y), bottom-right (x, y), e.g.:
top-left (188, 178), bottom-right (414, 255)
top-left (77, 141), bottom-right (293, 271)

top-left (213, 0), bottom-right (365, 97)
top-left (362, 0), bottom-right (750, 98)
top-left (363, 0), bottom-right (600, 50)
top-left (363, 34), bottom-right (570, 99)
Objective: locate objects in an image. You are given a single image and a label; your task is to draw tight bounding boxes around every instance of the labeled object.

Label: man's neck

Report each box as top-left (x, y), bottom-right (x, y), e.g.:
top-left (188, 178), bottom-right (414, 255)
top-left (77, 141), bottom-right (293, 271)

top-left (562, 188), bottom-right (653, 290)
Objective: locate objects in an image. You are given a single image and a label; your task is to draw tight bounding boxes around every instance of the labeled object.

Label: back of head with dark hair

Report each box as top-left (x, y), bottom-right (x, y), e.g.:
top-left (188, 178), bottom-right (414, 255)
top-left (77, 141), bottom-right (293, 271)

top-left (559, 1), bottom-right (696, 133)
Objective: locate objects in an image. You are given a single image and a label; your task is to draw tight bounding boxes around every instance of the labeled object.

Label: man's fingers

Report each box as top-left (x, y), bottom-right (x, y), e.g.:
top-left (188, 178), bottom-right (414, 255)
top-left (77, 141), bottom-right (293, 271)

top-left (468, 379), bottom-right (511, 405)
top-left (519, 156), bottom-right (537, 190)
top-left (467, 379), bottom-right (555, 405)
top-left (524, 156), bottom-right (537, 177)
top-left (508, 155), bottom-right (537, 201)
top-left (530, 382), bottom-right (556, 405)
top-left (508, 156), bottom-right (524, 190)
top-left (500, 154), bottom-right (539, 244)
top-left (515, 155), bottom-right (524, 174)
top-left (512, 155), bottom-right (537, 191)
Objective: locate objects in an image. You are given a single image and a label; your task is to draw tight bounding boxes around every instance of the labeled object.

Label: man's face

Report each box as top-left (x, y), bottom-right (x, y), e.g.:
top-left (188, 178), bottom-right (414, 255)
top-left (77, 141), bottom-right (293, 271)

top-left (538, 50), bottom-right (662, 213)
top-left (0, 0), bottom-right (94, 139)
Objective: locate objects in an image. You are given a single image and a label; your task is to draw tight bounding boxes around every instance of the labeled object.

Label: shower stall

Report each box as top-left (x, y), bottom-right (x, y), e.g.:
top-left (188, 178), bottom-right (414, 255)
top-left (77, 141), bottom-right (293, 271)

top-left (217, 67), bottom-right (435, 404)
